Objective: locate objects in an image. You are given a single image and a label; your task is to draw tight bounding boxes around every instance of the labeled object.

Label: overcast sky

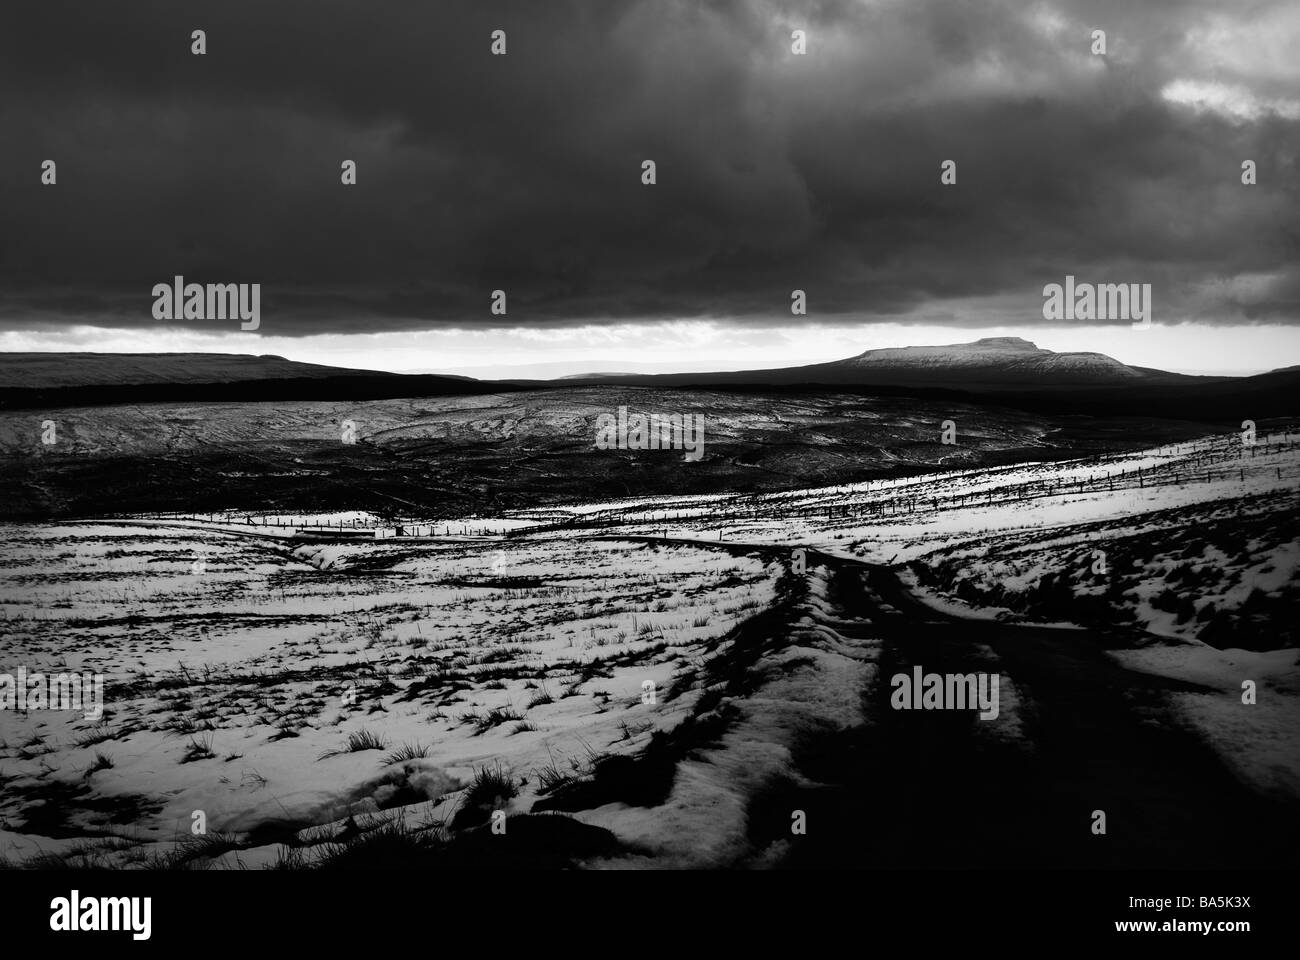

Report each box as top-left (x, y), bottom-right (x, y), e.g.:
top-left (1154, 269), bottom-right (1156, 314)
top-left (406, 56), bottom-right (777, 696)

top-left (2, 0), bottom-right (1297, 376)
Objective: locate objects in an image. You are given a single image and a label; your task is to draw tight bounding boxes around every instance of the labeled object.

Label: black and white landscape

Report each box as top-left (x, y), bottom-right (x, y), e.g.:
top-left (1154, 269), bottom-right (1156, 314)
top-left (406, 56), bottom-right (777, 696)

top-left (2, 340), bottom-right (1297, 870)
top-left (1, 0), bottom-right (1298, 880)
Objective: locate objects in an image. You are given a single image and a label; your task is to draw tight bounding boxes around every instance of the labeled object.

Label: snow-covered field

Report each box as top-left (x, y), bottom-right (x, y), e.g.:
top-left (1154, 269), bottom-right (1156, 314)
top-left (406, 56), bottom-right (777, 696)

top-left (0, 531), bottom-right (779, 866)
top-left (1, 425), bottom-right (1296, 867)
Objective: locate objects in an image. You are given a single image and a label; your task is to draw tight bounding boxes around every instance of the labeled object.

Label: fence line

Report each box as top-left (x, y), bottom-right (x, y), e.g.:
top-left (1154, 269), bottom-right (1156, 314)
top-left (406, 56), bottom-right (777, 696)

top-left (129, 434), bottom-right (1299, 539)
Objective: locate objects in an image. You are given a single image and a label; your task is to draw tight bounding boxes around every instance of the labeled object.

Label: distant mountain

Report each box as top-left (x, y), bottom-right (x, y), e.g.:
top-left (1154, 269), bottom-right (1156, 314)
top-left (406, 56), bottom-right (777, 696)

top-left (5, 341), bottom-right (1294, 423)
top-left (0, 352), bottom-right (499, 410)
top-left (0, 352), bottom-right (395, 389)
top-left (0, 340), bottom-right (1195, 395)
top-left (563, 337), bottom-right (1208, 390)
top-left (828, 337), bottom-right (1145, 383)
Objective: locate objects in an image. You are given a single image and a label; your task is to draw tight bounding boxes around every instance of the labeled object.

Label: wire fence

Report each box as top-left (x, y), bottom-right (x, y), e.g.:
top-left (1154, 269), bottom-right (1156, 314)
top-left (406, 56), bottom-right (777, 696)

top-left (129, 433), bottom-right (1299, 539)
top-left (518, 435), bottom-right (1300, 533)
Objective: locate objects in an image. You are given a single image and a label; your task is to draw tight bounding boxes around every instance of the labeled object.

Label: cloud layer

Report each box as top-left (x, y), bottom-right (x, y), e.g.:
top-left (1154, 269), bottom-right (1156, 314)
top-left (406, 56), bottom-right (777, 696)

top-left (1, 0), bottom-right (1296, 336)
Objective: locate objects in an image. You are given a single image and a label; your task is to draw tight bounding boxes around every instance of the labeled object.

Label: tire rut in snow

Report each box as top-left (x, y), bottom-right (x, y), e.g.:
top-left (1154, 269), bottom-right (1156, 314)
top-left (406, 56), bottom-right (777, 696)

top-left (756, 556), bottom-right (1300, 868)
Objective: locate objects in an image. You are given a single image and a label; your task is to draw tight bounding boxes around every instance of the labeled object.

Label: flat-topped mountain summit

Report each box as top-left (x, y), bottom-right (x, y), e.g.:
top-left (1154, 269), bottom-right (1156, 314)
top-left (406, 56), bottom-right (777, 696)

top-left (554, 336), bottom-right (1203, 391)
top-left (824, 337), bottom-right (1151, 384)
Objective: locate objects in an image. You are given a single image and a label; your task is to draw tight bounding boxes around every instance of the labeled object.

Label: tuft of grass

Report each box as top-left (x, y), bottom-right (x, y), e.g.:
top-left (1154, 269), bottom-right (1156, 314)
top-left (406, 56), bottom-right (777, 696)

top-left (84, 751), bottom-right (114, 778)
top-left (269, 846), bottom-right (310, 870)
top-left (382, 742), bottom-right (431, 765)
top-left (462, 762), bottom-right (518, 809)
top-left (181, 735), bottom-right (216, 763)
top-left (318, 728), bottom-right (388, 760)
top-left (526, 683), bottom-right (554, 709)
top-left (533, 751), bottom-right (571, 795)
top-left (74, 724), bottom-right (118, 749)
top-left (473, 705), bottom-right (522, 735)
top-left (143, 831), bottom-right (246, 869)
top-left (268, 720), bottom-right (300, 742)
top-left (345, 728), bottom-right (388, 752)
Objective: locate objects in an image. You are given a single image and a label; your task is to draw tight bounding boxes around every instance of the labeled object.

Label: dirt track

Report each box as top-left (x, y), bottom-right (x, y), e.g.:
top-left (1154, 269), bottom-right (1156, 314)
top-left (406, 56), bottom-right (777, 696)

top-left (749, 550), bottom-right (1300, 868)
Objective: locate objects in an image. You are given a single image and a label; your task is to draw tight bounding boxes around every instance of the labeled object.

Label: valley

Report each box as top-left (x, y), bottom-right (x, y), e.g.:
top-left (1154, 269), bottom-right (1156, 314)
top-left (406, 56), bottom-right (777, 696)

top-left (2, 423), bottom-right (1295, 869)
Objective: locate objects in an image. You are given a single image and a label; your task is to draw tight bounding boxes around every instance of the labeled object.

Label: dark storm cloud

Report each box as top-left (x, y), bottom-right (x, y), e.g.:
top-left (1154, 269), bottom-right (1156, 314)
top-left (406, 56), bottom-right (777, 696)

top-left (0, 0), bottom-right (1296, 335)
